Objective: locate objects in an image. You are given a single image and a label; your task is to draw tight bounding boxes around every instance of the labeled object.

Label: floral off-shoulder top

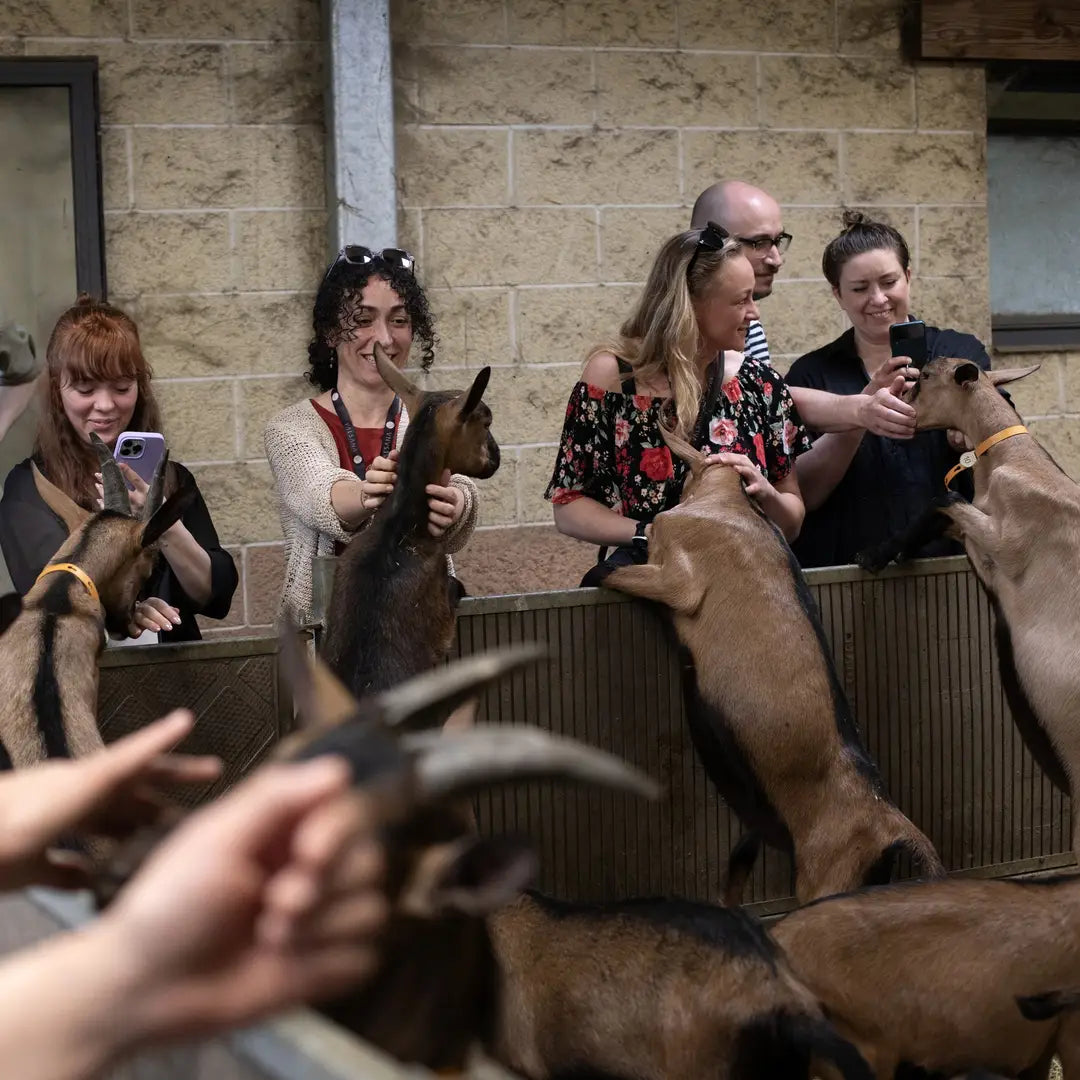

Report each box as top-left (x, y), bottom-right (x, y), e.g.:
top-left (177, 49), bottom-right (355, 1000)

top-left (544, 355), bottom-right (812, 523)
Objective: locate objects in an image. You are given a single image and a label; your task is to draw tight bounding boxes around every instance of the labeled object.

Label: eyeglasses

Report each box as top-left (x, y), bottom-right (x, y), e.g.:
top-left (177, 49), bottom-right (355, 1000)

top-left (687, 221), bottom-right (731, 277)
top-left (735, 232), bottom-right (793, 255)
top-left (321, 245), bottom-right (416, 287)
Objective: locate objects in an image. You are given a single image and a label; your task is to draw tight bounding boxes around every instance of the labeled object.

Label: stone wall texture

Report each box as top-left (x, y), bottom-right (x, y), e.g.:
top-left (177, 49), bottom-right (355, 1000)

top-left (4, 0), bottom-right (1077, 623)
top-left (1, 0), bottom-right (325, 634)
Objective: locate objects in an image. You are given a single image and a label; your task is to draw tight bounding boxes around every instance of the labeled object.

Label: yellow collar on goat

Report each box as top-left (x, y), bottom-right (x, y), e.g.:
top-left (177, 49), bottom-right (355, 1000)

top-left (35, 562), bottom-right (100, 605)
top-left (944, 424), bottom-right (1029, 490)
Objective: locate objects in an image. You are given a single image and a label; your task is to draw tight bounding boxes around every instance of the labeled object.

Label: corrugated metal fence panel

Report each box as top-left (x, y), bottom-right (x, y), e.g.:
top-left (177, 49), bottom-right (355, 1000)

top-left (457, 557), bottom-right (1073, 915)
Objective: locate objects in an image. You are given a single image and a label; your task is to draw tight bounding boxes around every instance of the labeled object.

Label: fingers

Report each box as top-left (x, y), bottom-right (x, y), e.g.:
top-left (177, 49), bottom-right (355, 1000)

top-left (118, 461), bottom-right (150, 492)
top-left (133, 598), bottom-right (181, 632)
top-left (144, 752), bottom-right (223, 787)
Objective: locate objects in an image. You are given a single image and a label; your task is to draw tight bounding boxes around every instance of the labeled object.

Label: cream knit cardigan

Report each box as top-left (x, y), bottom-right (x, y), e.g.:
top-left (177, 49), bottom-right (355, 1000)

top-left (264, 399), bottom-right (479, 625)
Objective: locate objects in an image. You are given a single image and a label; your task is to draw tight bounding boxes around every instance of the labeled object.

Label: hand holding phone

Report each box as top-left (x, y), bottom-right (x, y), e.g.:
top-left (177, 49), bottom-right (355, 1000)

top-left (114, 431), bottom-right (167, 488)
top-left (889, 319), bottom-right (928, 370)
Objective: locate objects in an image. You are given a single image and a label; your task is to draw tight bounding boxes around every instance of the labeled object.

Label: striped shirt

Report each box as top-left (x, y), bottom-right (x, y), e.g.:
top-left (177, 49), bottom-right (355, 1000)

top-left (744, 320), bottom-right (770, 363)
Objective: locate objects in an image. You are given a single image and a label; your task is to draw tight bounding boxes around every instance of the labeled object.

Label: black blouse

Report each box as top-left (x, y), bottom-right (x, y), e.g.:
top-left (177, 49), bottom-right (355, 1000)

top-left (784, 324), bottom-right (991, 569)
top-left (0, 459), bottom-right (237, 642)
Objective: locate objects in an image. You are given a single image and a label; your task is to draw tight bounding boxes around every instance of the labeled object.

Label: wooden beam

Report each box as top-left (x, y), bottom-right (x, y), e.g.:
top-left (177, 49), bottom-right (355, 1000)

top-left (922, 0), bottom-right (1080, 60)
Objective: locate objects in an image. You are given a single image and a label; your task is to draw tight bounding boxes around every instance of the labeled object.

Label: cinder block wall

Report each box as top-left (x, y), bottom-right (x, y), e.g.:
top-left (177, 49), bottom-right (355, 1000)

top-left (391, 0), bottom-right (1008, 594)
top-left (1, 0), bottom-right (324, 634)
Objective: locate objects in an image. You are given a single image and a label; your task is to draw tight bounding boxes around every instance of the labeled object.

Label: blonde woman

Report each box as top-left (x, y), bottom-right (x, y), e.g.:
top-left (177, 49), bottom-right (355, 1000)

top-left (545, 225), bottom-right (811, 585)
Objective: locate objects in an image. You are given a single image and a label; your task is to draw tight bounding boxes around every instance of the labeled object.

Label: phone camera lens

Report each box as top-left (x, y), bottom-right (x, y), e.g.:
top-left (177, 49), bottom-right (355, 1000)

top-left (130, 440), bottom-right (144, 455)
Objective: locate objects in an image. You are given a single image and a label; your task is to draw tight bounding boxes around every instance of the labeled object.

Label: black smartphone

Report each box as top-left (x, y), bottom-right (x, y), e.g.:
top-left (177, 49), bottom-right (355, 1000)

top-left (889, 319), bottom-right (928, 370)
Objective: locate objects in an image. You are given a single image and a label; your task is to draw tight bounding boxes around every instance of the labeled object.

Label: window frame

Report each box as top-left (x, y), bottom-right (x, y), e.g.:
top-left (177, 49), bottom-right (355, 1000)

top-left (0, 57), bottom-right (106, 297)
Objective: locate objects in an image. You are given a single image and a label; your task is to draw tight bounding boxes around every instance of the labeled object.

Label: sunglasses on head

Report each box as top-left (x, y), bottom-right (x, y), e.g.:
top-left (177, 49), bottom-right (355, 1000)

top-left (686, 221), bottom-right (731, 277)
top-left (321, 245), bottom-right (416, 287)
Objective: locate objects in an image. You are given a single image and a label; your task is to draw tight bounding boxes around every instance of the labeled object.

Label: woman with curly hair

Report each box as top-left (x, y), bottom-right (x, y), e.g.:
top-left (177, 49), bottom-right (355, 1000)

top-left (0, 296), bottom-right (237, 641)
top-left (546, 225), bottom-right (811, 587)
top-left (264, 246), bottom-right (479, 623)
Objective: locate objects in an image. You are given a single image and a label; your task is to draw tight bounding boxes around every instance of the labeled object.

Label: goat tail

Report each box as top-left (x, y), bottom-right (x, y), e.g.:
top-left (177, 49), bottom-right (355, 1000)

top-left (723, 832), bottom-right (762, 907)
top-left (777, 1013), bottom-right (874, 1080)
top-left (1017, 988), bottom-right (1080, 1021)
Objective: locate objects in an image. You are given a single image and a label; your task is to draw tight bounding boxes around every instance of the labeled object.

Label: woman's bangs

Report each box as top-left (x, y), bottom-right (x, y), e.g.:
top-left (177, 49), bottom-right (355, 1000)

top-left (61, 323), bottom-right (145, 385)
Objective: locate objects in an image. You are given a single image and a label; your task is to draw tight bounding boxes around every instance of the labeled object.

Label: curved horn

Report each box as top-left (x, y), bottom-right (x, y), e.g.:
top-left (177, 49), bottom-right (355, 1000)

top-left (141, 450), bottom-right (171, 522)
top-left (378, 643), bottom-right (548, 731)
top-left (458, 366), bottom-right (491, 420)
top-left (404, 725), bottom-right (661, 801)
top-left (276, 618), bottom-right (363, 733)
top-left (90, 432), bottom-right (132, 514)
top-left (374, 342), bottom-right (422, 416)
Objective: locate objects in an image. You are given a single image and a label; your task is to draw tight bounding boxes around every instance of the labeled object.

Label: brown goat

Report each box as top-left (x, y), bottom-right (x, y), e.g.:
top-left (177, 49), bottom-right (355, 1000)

top-left (95, 632), bottom-right (659, 1073)
top-left (0, 437), bottom-right (194, 767)
top-left (488, 890), bottom-right (873, 1080)
top-left (856, 359), bottom-right (1080, 852)
top-left (771, 873), bottom-right (1080, 1079)
top-left (602, 439), bottom-right (942, 902)
top-left (321, 344), bottom-right (499, 702)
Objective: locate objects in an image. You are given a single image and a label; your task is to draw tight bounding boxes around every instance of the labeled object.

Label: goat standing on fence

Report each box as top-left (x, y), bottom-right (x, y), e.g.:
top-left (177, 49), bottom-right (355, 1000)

top-left (0, 436), bottom-right (194, 767)
top-left (320, 344), bottom-right (499, 701)
top-left (856, 358), bottom-right (1080, 855)
top-left (604, 432), bottom-right (943, 902)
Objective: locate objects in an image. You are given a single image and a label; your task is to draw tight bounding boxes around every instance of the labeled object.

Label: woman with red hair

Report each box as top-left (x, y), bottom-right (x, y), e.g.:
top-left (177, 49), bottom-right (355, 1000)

top-left (0, 296), bottom-right (236, 641)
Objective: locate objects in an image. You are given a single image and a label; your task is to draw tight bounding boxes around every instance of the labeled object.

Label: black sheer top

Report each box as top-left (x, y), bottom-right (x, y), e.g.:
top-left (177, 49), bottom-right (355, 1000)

top-left (0, 459), bottom-right (237, 642)
top-left (784, 324), bottom-right (992, 569)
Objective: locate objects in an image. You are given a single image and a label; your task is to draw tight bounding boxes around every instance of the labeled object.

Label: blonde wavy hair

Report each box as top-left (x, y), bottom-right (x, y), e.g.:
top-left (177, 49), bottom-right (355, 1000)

top-left (587, 228), bottom-right (744, 441)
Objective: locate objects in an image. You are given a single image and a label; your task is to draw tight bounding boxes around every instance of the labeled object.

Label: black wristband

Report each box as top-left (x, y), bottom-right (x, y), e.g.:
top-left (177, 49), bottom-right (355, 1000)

top-left (631, 520), bottom-right (649, 548)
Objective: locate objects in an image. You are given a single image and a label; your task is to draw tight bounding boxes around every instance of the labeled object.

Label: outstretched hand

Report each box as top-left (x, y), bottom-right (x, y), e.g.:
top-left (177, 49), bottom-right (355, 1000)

top-left (426, 469), bottom-right (466, 537)
top-left (704, 452), bottom-right (777, 503)
top-left (0, 711), bottom-right (220, 892)
top-left (858, 369), bottom-right (917, 440)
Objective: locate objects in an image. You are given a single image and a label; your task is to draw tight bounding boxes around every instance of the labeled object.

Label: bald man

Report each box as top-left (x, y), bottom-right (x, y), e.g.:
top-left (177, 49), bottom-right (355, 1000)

top-left (689, 181), bottom-right (916, 462)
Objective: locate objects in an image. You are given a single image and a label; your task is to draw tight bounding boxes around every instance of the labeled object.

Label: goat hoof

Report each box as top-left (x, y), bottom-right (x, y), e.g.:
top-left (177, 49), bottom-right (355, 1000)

top-left (855, 547), bottom-right (892, 574)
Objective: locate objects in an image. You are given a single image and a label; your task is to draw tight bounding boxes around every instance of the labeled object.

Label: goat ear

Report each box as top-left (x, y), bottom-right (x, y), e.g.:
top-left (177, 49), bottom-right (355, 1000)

top-left (90, 433), bottom-right (133, 515)
top-left (373, 343), bottom-right (422, 416)
top-left (0, 592), bottom-right (22, 637)
top-left (276, 619), bottom-right (360, 733)
top-left (31, 461), bottom-right (90, 533)
top-left (401, 835), bottom-right (537, 918)
top-left (139, 477), bottom-right (198, 549)
top-left (457, 366), bottom-right (491, 420)
top-left (953, 362), bottom-right (982, 387)
top-left (988, 364), bottom-right (1040, 388)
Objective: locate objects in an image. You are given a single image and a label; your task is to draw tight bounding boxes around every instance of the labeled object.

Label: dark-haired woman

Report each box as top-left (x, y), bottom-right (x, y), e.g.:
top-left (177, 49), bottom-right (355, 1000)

top-left (264, 246), bottom-right (479, 624)
top-left (0, 297), bottom-right (236, 641)
top-left (786, 212), bottom-right (995, 568)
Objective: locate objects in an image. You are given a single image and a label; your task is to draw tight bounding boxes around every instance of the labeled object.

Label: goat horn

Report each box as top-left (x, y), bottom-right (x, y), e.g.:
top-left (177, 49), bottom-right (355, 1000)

top-left (141, 450), bottom-right (171, 522)
top-left (90, 432), bottom-right (132, 514)
top-left (378, 643), bottom-right (548, 731)
top-left (373, 342), bottom-right (422, 415)
top-left (276, 619), bottom-right (363, 733)
top-left (404, 725), bottom-right (661, 801)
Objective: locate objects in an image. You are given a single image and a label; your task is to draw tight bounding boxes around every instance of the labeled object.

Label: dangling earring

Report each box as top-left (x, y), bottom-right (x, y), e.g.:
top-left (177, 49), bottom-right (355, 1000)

top-left (329, 347), bottom-right (338, 369)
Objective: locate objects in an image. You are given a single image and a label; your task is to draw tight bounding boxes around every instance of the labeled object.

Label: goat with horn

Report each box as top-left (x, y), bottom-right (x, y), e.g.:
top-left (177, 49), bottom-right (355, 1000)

top-left (92, 626), bottom-right (659, 1074)
top-left (0, 433), bottom-right (195, 767)
top-left (320, 342), bottom-right (499, 702)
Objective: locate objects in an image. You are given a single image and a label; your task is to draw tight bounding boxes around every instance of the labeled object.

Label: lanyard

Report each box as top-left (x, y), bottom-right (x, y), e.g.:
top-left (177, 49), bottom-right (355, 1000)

top-left (330, 390), bottom-right (400, 479)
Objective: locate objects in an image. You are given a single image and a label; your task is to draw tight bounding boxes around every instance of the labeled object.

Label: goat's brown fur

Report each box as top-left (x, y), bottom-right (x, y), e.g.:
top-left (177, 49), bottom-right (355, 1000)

top-left (489, 891), bottom-right (873, 1079)
top-left (859, 358), bottom-right (1080, 854)
top-left (605, 441), bottom-right (942, 901)
top-left (772, 874), bottom-right (1080, 1079)
top-left (0, 442), bottom-right (194, 768)
top-left (321, 345), bottom-right (499, 703)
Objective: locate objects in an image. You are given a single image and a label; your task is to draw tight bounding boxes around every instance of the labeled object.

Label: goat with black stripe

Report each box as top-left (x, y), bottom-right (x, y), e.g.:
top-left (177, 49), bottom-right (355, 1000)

top-left (0, 434), bottom-right (194, 767)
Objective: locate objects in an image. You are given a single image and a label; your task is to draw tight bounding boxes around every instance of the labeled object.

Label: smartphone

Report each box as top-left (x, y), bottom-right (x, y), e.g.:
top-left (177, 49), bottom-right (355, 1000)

top-left (889, 319), bottom-right (928, 370)
top-left (114, 431), bottom-right (167, 488)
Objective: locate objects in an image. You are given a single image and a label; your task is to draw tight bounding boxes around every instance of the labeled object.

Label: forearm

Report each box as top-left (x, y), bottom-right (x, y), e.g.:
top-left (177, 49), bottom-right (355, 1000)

top-left (758, 489), bottom-right (805, 542)
top-left (159, 523), bottom-right (213, 605)
top-left (794, 431), bottom-right (864, 511)
top-left (330, 478), bottom-right (373, 531)
top-left (0, 926), bottom-right (144, 1080)
top-left (443, 476), bottom-right (478, 555)
top-left (553, 497), bottom-right (639, 546)
top-left (788, 386), bottom-right (864, 434)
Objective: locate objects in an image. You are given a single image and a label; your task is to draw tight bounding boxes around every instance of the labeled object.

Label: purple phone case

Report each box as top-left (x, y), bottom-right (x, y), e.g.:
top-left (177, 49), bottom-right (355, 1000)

top-left (114, 431), bottom-right (167, 488)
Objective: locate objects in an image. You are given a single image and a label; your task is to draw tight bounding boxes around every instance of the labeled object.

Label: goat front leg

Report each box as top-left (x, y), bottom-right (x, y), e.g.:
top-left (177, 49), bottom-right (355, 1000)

top-left (605, 549), bottom-right (705, 617)
top-left (856, 492), bottom-right (967, 573)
